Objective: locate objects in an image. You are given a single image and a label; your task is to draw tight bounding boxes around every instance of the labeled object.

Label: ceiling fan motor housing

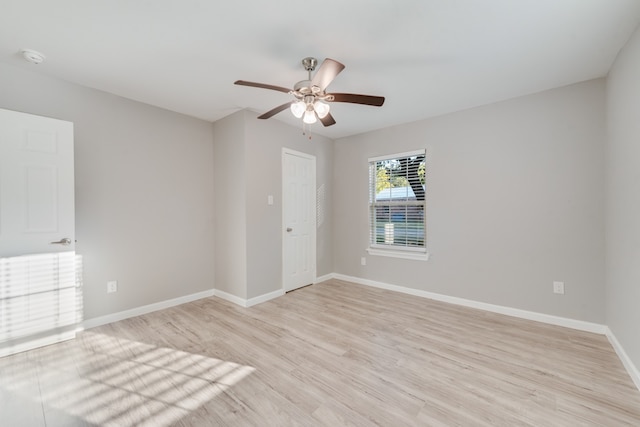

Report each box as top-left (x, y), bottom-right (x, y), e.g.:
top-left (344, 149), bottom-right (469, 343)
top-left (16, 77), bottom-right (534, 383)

top-left (293, 80), bottom-right (313, 96)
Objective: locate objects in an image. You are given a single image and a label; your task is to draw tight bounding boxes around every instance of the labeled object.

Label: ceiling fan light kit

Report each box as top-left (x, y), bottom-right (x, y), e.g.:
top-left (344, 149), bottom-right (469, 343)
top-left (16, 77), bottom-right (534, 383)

top-left (290, 100), bottom-right (306, 118)
top-left (234, 57), bottom-right (385, 128)
top-left (303, 109), bottom-right (317, 124)
top-left (313, 100), bottom-right (330, 118)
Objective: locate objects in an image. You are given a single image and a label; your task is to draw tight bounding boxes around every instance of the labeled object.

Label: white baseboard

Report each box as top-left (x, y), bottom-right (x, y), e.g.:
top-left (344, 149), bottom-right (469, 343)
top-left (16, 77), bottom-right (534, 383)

top-left (606, 328), bottom-right (640, 391)
top-left (81, 285), bottom-right (284, 331)
top-left (213, 289), bottom-right (247, 307)
top-left (82, 289), bottom-right (215, 330)
top-left (332, 273), bottom-right (607, 334)
top-left (82, 286), bottom-right (284, 331)
top-left (315, 273), bottom-right (334, 284)
top-left (247, 289), bottom-right (285, 307)
top-left (213, 288), bottom-right (284, 308)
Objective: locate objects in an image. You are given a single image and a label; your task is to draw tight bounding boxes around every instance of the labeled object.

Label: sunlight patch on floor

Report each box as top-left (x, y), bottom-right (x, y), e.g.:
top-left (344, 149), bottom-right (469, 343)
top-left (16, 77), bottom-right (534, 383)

top-left (0, 330), bottom-right (255, 426)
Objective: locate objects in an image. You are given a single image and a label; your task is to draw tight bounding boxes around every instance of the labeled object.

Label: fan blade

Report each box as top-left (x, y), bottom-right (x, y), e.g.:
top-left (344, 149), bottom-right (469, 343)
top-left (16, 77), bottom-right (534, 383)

top-left (319, 113), bottom-right (336, 127)
top-left (329, 93), bottom-right (385, 106)
top-left (234, 80), bottom-right (291, 94)
top-left (257, 102), bottom-right (292, 119)
top-left (311, 58), bottom-right (345, 91)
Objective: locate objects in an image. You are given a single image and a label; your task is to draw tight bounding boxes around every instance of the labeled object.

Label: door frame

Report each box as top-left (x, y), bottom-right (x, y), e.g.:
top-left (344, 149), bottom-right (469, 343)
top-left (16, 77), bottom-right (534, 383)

top-left (282, 148), bottom-right (316, 292)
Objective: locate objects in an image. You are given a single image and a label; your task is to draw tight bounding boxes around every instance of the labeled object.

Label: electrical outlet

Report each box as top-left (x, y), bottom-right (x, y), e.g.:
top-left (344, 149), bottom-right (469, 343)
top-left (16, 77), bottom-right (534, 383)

top-left (553, 281), bottom-right (564, 295)
top-left (361, 257), bottom-right (367, 266)
top-left (107, 280), bottom-right (118, 293)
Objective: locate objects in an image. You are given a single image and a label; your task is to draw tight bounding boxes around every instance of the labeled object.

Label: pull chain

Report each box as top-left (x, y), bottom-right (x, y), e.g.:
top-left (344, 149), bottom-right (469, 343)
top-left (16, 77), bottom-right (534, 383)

top-left (302, 122), bottom-right (313, 140)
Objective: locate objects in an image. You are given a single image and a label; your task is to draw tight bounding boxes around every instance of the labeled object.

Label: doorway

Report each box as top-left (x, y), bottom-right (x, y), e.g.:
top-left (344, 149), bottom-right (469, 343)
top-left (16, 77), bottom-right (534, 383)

top-left (282, 148), bottom-right (316, 292)
top-left (0, 108), bottom-right (77, 356)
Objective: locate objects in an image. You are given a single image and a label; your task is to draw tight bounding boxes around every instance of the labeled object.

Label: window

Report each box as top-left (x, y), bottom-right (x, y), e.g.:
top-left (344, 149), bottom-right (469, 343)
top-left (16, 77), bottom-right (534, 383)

top-left (368, 149), bottom-right (428, 260)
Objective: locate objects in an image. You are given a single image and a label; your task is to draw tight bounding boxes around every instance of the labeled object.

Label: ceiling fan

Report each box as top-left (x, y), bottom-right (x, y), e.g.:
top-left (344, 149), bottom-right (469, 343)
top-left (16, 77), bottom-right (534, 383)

top-left (234, 57), bottom-right (385, 127)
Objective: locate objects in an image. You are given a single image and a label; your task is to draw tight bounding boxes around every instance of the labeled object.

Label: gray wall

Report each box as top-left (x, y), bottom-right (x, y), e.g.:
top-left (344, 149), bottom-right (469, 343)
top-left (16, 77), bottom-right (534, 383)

top-left (0, 62), bottom-right (216, 320)
top-left (334, 79), bottom-right (606, 323)
top-left (606, 25), bottom-right (640, 370)
top-left (213, 110), bottom-right (334, 300)
top-left (212, 112), bottom-right (248, 298)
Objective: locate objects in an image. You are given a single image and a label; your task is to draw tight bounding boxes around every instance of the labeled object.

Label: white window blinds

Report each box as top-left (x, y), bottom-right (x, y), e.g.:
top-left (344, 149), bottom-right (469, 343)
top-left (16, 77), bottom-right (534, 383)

top-left (369, 150), bottom-right (426, 251)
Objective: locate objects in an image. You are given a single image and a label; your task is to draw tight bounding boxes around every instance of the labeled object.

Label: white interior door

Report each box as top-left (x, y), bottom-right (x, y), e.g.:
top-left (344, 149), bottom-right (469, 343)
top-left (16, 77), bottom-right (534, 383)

top-left (282, 148), bottom-right (316, 292)
top-left (0, 108), bottom-right (76, 357)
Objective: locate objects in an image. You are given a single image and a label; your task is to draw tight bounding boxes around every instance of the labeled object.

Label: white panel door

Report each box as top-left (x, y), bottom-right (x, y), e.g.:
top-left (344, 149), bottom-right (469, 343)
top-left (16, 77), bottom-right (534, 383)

top-left (0, 108), bottom-right (76, 356)
top-left (282, 149), bottom-right (316, 292)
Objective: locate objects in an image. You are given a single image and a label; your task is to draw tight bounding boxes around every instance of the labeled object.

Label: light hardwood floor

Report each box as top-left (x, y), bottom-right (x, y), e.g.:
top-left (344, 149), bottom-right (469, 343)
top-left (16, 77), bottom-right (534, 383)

top-left (1, 279), bottom-right (639, 426)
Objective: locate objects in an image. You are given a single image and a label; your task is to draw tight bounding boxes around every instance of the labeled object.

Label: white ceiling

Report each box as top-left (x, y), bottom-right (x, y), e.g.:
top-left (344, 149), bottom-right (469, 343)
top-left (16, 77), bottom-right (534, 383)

top-left (1, 0), bottom-right (640, 139)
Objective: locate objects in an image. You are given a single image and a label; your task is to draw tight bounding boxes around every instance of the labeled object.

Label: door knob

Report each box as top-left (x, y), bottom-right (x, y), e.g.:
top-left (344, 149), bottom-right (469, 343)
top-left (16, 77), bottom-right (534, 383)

top-left (286, 227), bottom-right (293, 232)
top-left (50, 238), bottom-right (72, 245)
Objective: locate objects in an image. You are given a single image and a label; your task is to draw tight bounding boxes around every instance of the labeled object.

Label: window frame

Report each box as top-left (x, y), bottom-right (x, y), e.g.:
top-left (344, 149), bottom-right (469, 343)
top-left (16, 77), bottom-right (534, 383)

top-left (367, 149), bottom-right (429, 261)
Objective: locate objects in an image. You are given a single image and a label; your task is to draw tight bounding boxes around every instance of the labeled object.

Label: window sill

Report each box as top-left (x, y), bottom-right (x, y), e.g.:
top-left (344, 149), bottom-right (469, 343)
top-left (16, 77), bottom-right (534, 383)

top-left (366, 247), bottom-right (430, 261)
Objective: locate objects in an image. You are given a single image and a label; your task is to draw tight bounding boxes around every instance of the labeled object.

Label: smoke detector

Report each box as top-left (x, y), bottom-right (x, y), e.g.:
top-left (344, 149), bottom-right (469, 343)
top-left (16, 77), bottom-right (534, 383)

top-left (21, 49), bottom-right (46, 64)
